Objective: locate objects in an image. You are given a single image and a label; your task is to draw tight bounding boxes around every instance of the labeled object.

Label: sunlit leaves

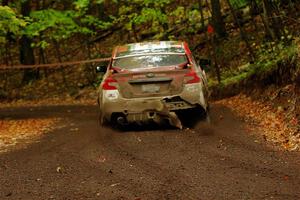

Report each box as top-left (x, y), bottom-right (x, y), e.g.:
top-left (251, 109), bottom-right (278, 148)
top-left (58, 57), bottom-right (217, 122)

top-left (136, 0), bottom-right (172, 7)
top-left (229, 0), bottom-right (248, 8)
top-left (81, 15), bottom-right (112, 30)
top-left (170, 7), bottom-right (185, 24)
top-left (0, 0), bottom-right (209, 45)
top-left (0, 6), bottom-right (26, 43)
top-left (133, 8), bottom-right (168, 25)
top-left (24, 9), bottom-right (93, 41)
top-left (74, 0), bottom-right (90, 14)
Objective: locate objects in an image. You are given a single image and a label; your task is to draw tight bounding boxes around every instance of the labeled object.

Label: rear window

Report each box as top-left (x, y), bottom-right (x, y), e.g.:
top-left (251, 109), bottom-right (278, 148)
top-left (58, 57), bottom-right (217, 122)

top-left (116, 47), bottom-right (185, 57)
top-left (112, 54), bottom-right (188, 70)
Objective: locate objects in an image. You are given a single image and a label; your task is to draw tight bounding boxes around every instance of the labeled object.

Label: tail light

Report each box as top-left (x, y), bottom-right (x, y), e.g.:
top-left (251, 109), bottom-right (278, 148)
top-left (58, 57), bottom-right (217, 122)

top-left (184, 71), bottom-right (201, 84)
top-left (102, 76), bottom-right (118, 90)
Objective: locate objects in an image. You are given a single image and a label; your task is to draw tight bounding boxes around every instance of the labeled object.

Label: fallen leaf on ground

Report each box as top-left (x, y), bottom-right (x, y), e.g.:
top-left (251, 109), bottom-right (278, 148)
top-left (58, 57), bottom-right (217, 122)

top-left (215, 94), bottom-right (300, 151)
top-left (0, 118), bottom-right (60, 153)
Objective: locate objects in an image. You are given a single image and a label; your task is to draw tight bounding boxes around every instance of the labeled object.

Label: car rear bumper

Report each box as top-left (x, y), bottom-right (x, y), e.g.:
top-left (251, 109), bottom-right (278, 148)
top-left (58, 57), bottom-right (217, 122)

top-left (99, 83), bottom-right (208, 126)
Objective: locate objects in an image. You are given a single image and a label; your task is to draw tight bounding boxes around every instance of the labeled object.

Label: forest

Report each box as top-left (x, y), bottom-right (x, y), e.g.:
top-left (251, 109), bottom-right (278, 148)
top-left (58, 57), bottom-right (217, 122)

top-left (0, 1), bottom-right (300, 147)
top-left (0, 0), bottom-right (299, 96)
top-left (1, 1), bottom-right (300, 199)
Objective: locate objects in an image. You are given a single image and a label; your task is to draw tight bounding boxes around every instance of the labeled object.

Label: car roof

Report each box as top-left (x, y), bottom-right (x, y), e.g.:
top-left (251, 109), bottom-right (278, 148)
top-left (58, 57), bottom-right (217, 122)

top-left (114, 41), bottom-right (186, 58)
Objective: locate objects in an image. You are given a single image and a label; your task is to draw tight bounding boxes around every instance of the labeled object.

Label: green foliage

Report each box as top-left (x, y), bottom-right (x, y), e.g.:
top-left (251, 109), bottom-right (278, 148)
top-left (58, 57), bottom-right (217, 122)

top-left (24, 9), bottom-right (93, 44)
top-left (229, 0), bottom-right (248, 8)
top-left (0, 0), bottom-right (209, 47)
top-left (133, 8), bottom-right (168, 25)
top-left (136, 0), bottom-right (172, 7)
top-left (0, 6), bottom-right (26, 43)
top-left (80, 15), bottom-right (112, 30)
top-left (170, 6), bottom-right (185, 24)
top-left (209, 42), bottom-right (298, 88)
top-left (1, 1), bottom-right (115, 51)
top-left (74, 0), bottom-right (90, 13)
top-left (117, 1), bottom-right (172, 39)
top-left (116, 0), bottom-right (207, 39)
top-left (255, 42), bottom-right (297, 73)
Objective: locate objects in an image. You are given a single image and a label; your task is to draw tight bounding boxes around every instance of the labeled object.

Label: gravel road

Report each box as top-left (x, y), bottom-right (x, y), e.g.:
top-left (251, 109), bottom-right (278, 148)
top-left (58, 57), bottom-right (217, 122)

top-left (1, 105), bottom-right (300, 200)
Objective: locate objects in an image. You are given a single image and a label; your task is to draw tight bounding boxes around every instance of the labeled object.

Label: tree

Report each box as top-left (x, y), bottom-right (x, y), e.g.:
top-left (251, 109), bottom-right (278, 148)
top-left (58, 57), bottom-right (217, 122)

top-left (225, 0), bottom-right (255, 61)
top-left (19, 0), bottom-right (37, 83)
top-left (211, 0), bottom-right (227, 38)
top-left (262, 0), bottom-right (285, 40)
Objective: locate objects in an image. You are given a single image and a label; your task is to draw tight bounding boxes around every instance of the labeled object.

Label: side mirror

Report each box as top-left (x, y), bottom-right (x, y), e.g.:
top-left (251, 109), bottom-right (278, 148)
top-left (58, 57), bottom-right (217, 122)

top-left (96, 65), bottom-right (107, 73)
top-left (199, 58), bottom-right (211, 72)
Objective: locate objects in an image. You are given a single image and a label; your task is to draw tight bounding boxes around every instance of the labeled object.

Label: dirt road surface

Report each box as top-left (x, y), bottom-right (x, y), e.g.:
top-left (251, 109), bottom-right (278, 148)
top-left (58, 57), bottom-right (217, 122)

top-left (1, 105), bottom-right (300, 200)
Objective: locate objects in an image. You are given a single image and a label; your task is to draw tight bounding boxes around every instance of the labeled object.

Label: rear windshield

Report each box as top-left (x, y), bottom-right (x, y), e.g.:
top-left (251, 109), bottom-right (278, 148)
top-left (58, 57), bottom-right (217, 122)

top-left (112, 54), bottom-right (188, 70)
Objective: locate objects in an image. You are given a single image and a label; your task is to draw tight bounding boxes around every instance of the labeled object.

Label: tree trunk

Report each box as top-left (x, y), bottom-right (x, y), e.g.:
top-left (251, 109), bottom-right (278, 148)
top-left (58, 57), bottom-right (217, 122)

top-left (211, 0), bottom-right (227, 38)
top-left (85, 41), bottom-right (96, 85)
top-left (53, 40), bottom-right (68, 87)
top-left (248, 0), bottom-right (259, 32)
top-left (20, 0), bottom-right (38, 83)
top-left (225, 0), bottom-right (255, 62)
top-left (199, 0), bottom-right (208, 41)
top-left (211, 36), bottom-right (221, 84)
top-left (262, 0), bottom-right (277, 40)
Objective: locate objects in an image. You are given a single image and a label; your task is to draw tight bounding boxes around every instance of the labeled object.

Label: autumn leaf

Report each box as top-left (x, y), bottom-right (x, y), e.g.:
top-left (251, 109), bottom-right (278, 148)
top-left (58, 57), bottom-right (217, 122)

top-left (215, 94), bottom-right (299, 151)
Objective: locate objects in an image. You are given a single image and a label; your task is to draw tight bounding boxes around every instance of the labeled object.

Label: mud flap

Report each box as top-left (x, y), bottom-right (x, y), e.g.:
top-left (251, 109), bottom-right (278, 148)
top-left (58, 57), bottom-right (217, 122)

top-left (150, 111), bottom-right (182, 129)
top-left (168, 112), bottom-right (183, 129)
top-left (205, 112), bottom-right (211, 124)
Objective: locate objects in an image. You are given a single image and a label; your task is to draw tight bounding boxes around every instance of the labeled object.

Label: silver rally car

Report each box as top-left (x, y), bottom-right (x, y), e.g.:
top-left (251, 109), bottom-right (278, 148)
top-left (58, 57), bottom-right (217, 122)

top-left (97, 41), bottom-right (209, 129)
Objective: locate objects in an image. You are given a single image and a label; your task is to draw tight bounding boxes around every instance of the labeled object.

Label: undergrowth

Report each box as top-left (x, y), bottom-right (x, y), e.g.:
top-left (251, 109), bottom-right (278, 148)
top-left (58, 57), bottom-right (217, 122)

top-left (209, 38), bottom-right (299, 89)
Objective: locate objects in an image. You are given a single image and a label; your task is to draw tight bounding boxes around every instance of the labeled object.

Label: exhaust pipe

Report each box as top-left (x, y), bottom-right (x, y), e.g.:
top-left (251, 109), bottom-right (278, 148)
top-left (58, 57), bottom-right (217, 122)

top-left (116, 115), bottom-right (128, 125)
top-left (111, 113), bottom-right (129, 126)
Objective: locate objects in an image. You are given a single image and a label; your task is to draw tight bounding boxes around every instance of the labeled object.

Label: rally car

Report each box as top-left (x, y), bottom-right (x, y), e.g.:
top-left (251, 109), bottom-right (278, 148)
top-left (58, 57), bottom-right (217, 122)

top-left (97, 41), bottom-right (209, 128)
